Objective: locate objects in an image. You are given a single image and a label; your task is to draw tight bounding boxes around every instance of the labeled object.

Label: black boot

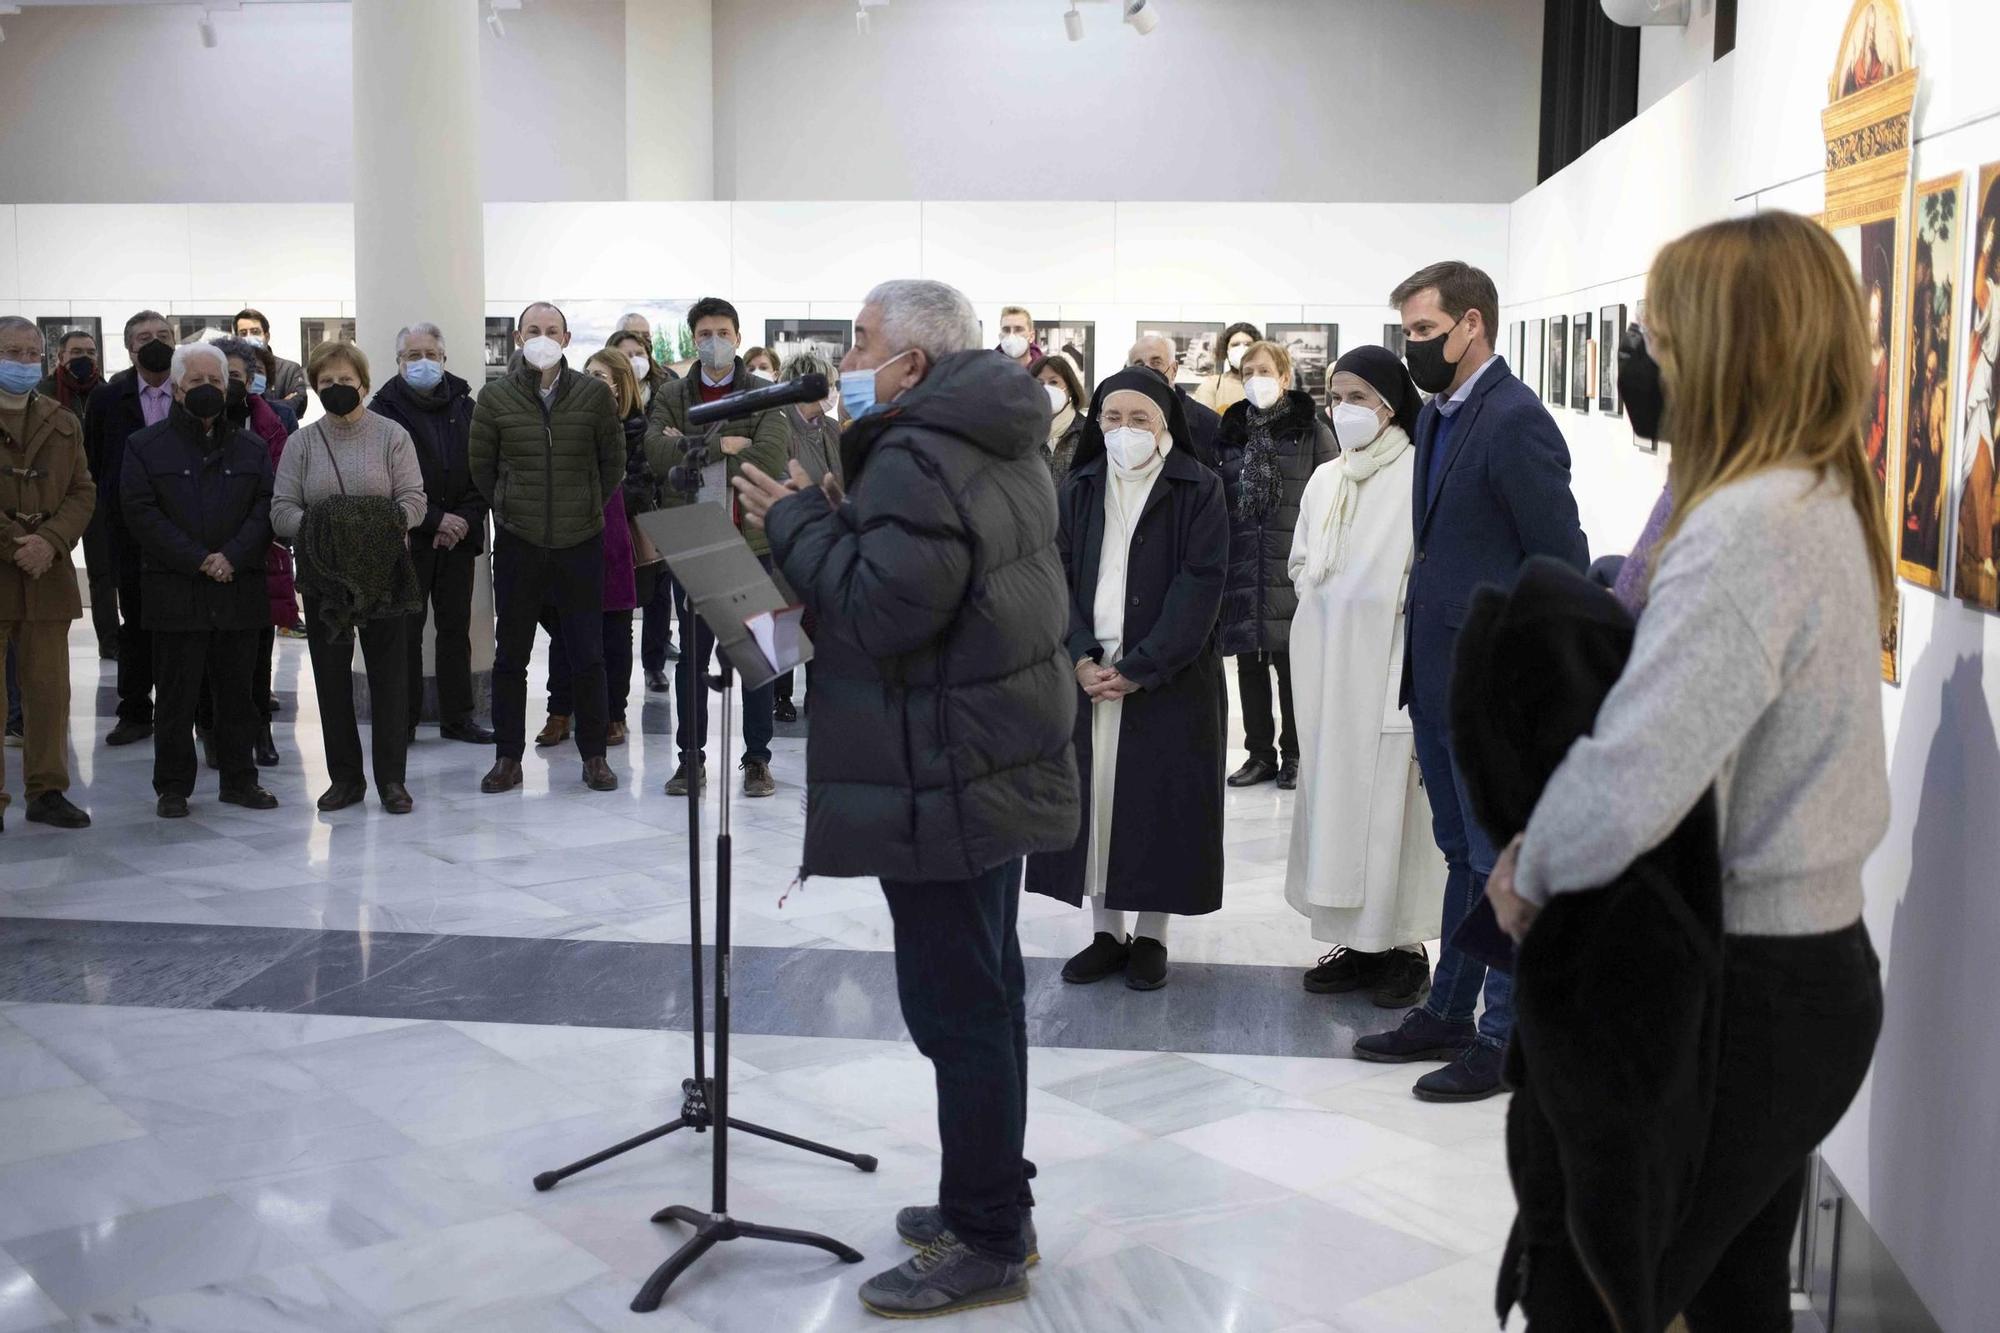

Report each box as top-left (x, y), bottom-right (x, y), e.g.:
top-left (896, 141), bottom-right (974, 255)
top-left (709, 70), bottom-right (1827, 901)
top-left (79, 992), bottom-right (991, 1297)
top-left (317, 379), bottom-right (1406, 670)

top-left (254, 722), bottom-right (279, 767)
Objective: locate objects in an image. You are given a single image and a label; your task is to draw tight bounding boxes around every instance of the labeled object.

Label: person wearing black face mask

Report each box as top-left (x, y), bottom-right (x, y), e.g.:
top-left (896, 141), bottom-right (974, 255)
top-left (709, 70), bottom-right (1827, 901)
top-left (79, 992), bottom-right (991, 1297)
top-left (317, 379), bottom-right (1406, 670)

top-left (1347, 261), bottom-right (1587, 1105)
top-left (119, 341), bottom-right (280, 818)
top-left (38, 329), bottom-right (119, 658)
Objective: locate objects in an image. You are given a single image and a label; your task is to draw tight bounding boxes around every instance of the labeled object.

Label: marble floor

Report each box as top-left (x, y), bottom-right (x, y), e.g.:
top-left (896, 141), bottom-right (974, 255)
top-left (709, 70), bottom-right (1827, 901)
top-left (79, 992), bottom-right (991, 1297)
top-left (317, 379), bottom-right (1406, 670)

top-left (0, 623), bottom-right (1527, 1330)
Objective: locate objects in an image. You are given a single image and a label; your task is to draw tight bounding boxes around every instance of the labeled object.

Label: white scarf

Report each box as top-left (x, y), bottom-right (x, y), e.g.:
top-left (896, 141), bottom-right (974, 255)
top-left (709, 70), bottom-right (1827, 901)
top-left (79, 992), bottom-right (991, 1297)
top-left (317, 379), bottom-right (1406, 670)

top-left (1301, 424), bottom-right (1411, 586)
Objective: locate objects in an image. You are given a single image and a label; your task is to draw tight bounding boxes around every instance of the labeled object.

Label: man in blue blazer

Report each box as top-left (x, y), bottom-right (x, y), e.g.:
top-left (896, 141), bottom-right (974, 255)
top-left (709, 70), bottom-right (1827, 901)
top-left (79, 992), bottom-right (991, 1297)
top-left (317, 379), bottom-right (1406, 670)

top-left (1353, 261), bottom-right (1588, 1102)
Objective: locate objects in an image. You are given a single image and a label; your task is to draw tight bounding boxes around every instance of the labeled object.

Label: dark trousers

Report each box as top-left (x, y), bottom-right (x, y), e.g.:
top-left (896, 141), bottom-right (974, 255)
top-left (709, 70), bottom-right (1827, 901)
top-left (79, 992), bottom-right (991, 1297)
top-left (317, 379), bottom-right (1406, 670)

top-left (154, 627), bottom-right (257, 797)
top-left (405, 542), bottom-right (478, 730)
top-left (1519, 923), bottom-right (1882, 1331)
top-left (494, 528), bottom-right (606, 762)
top-left (879, 859), bottom-right (1038, 1263)
top-left (674, 556), bottom-right (774, 765)
top-left (547, 610), bottom-right (633, 724)
top-left (82, 509), bottom-right (119, 653)
top-left (640, 570), bottom-right (678, 672)
top-left (112, 536), bottom-right (153, 724)
top-left (1236, 650), bottom-right (1297, 765)
top-left (304, 599), bottom-right (409, 790)
top-left (196, 625), bottom-right (275, 728)
top-left (3, 641), bottom-right (18, 730)
top-left (1411, 691), bottom-right (1511, 1048)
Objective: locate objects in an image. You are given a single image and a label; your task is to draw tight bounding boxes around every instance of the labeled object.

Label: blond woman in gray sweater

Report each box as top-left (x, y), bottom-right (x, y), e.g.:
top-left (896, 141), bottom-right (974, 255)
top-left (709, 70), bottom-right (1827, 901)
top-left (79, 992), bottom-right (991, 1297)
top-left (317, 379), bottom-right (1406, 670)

top-left (1487, 213), bottom-right (1892, 1327)
top-left (273, 341), bottom-right (426, 815)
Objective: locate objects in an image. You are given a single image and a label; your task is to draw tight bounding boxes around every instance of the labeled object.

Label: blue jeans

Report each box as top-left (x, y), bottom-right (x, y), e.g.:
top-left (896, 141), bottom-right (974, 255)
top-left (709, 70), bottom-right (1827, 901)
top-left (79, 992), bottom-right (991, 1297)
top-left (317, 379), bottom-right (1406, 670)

top-left (1410, 692), bottom-right (1512, 1049)
top-left (878, 859), bottom-right (1037, 1262)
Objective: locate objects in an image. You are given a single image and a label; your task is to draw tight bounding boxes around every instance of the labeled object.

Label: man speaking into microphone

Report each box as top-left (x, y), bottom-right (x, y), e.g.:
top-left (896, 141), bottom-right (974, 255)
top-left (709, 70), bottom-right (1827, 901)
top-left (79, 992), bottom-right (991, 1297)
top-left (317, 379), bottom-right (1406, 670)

top-left (734, 279), bottom-right (1077, 1319)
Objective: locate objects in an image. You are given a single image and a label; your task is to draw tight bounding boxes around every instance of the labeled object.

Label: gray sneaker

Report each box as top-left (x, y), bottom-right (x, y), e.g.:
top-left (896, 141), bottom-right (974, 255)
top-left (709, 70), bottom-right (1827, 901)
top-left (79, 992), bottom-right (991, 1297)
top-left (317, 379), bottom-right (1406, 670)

top-left (858, 1230), bottom-right (1028, 1319)
top-left (895, 1205), bottom-right (1039, 1265)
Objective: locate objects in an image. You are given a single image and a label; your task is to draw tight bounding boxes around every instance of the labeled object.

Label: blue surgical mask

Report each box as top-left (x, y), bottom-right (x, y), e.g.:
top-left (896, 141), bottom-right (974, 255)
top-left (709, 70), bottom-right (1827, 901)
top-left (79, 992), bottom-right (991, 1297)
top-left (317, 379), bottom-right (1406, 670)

top-left (838, 349), bottom-right (914, 422)
top-left (403, 357), bottom-right (444, 390)
top-left (0, 361), bottom-right (40, 395)
top-left (250, 372), bottom-right (268, 395)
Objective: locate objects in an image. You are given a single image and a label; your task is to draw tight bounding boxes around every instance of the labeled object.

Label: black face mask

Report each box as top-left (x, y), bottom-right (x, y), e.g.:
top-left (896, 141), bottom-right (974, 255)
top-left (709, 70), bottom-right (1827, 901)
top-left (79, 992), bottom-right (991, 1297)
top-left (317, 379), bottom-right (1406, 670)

top-left (1617, 324), bottom-right (1668, 442)
top-left (1403, 317), bottom-right (1464, 395)
top-left (66, 356), bottom-right (97, 382)
top-left (135, 339), bottom-right (174, 374)
top-left (225, 381), bottom-right (251, 421)
top-left (183, 383), bottom-right (226, 420)
top-left (318, 383), bottom-right (362, 417)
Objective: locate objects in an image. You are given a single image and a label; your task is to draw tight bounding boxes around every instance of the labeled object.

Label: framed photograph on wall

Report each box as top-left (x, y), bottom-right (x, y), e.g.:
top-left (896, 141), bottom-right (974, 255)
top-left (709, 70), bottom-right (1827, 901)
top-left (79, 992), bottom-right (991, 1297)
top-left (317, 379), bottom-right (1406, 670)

top-left (1380, 323), bottom-right (1406, 359)
top-left (1597, 303), bottom-right (1627, 414)
top-left (484, 317), bottom-right (515, 382)
top-left (765, 319), bottom-right (853, 370)
top-left (1035, 320), bottom-right (1095, 391)
top-left (1547, 315), bottom-right (1567, 407)
top-left (1267, 323), bottom-right (1339, 406)
top-left (1136, 320), bottom-right (1224, 386)
top-left (300, 318), bottom-right (355, 359)
top-left (1570, 312), bottom-right (1592, 413)
top-left (562, 301), bottom-right (695, 369)
top-left (1525, 318), bottom-right (1545, 396)
top-left (176, 314), bottom-right (234, 345)
top-left (1895, 173), bottom-right (1965, 594)
top-left (35, 315), bottom-right (101, 377)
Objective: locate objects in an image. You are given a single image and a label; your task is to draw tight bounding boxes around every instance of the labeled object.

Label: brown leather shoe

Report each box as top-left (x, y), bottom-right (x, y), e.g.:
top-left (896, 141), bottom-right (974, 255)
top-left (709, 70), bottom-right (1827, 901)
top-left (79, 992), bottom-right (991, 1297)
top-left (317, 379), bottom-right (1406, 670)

top-left (534, 714), bottom-right (570, 747)
top-left (379, 782), bottom-right (414, 815)
top-left (605, 719), bottom-right (628, 747)
top-left (481, 758), bottom-right (524, 793)
top-left (582, 756), bottom-right (618, 792)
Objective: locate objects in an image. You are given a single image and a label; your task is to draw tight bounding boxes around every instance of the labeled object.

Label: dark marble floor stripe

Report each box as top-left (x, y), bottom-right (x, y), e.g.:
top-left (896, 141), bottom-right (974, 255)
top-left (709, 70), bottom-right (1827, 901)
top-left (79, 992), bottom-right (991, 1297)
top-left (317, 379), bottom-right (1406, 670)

top-left (0, 917), bottom-right (1376, 1059)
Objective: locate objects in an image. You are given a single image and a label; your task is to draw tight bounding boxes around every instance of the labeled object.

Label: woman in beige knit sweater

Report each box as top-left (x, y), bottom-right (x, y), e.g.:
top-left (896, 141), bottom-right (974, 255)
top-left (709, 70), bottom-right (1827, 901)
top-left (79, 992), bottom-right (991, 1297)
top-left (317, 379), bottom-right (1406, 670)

top-left (273, 340), bottom-right (427, 815)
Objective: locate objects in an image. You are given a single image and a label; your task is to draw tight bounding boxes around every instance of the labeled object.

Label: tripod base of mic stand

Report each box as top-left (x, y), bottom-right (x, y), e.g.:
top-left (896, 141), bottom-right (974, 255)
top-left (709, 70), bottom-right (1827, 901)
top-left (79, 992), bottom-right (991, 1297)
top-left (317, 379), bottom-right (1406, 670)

top-left (531, 1078), bottom-right (878, 1193)
top-left (630, 1206), bottom-right (864, 1313)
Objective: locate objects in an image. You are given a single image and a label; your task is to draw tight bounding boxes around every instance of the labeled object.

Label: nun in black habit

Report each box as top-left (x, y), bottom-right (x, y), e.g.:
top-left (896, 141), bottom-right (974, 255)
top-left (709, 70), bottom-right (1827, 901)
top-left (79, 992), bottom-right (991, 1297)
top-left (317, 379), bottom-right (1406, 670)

top-left (1025, 367), bottom-right (1231, 991)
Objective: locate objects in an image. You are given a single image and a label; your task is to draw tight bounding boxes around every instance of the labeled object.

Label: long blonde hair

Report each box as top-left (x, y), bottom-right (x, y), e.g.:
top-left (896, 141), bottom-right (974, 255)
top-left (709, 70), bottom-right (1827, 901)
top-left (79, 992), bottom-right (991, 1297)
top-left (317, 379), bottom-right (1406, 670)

top-left (584, 347), bottom-right (641, 420)
top-left (1647, 211), bottom-right (1896, 626)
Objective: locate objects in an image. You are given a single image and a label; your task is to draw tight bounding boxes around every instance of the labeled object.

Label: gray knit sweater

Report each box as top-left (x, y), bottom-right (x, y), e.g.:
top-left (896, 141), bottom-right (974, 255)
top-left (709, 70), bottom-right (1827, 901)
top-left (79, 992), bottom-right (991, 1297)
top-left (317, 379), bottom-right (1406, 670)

top-left (1516, 467), bottom-right (1888, 935)
top-left (271, 409), bottom-right (427, 542)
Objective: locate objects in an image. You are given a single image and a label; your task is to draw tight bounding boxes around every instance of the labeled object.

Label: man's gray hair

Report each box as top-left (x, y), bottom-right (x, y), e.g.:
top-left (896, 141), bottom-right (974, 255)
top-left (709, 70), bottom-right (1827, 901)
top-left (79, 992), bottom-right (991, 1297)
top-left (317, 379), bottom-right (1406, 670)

top-left (618, 311), bottom-right (650, 331)
top-left (171, 340), bottom-right (227, 384)
top-left (780, 349), bottom-right (833, 386)
top-left (864, 280), bottom-right (979, 367)
top-left (396, 322), bottom-right (446, 356)
top-left (0, 315), bottom-right (41, 344)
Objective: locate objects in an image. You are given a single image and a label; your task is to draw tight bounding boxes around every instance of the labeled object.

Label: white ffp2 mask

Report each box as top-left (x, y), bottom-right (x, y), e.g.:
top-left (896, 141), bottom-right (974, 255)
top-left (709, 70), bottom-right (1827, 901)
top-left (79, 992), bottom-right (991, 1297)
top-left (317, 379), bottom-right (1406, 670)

top-left (521, 335), bottom-right (563, 370)
top-left (999, 333), bottom-right (1030, 359)
top-left (1244, 376), bottom-right (1282, 411)
top-left (1104, 426), bottom-right (1161, 472)
top-left (1330, 401), bottom-right (1386, 452)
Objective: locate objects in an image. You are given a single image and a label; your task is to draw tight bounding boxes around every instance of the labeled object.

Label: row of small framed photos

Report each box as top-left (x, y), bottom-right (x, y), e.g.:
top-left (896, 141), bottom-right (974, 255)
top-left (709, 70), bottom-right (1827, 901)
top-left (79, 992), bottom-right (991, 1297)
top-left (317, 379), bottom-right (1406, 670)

top-left (1505, 303), bottom-right (1649, 450)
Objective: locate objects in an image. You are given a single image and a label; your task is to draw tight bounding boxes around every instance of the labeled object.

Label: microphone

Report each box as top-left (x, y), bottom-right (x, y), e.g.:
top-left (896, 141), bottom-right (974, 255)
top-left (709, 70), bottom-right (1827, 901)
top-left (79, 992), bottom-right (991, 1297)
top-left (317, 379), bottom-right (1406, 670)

top-left (685, 373), bottom-right (829, 427)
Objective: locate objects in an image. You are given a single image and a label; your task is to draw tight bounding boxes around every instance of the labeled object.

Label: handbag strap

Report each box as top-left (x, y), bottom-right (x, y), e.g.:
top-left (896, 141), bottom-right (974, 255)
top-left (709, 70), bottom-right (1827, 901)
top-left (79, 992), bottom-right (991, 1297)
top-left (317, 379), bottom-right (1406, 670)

top-left (320, 425), bottom-right (348, 496)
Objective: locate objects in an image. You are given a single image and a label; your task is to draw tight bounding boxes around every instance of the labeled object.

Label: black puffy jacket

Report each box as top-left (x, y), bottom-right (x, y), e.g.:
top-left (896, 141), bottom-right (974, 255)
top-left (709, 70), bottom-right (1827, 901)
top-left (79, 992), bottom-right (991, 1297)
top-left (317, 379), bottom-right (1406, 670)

top-left (766, 350), bottom-right (1079, 883)
top-left (1214, 389), bottom-right (1338, 655)
top-left (119, 406), bottom-right (273, 634)
top-left (370, 370), bottom-right (488, 556)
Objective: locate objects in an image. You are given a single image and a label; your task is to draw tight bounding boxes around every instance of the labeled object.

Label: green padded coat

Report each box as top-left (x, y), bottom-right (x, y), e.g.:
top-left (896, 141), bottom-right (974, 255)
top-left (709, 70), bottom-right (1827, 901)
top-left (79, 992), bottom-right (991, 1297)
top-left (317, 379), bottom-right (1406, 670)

top-left (468, 361), bottom-right (624, 551)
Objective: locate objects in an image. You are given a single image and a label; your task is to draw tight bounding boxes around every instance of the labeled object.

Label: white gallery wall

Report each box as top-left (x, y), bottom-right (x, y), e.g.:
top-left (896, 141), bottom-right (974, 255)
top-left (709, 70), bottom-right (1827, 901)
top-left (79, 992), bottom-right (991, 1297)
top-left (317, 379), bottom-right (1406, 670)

top-left (1506, 2), bottom-right (2000, 1326)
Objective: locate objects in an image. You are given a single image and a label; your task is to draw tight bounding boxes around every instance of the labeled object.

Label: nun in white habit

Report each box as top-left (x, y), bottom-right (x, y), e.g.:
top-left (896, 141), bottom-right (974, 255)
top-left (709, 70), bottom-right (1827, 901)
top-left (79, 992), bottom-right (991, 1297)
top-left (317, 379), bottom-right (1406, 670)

top-left (1285, 346), bottom-right (1446, 1008)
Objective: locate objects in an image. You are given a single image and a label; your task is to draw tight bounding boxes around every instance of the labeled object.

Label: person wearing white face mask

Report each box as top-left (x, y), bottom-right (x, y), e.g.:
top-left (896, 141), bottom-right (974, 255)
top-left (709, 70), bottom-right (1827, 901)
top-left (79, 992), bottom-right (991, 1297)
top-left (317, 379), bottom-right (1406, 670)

top-left (1215, 340), bottom-right (1339, 791)
top-left (1034, 353), bottom-right (1086, 484)
top-left (1285, 346), bottom-right (1445, 1009)
top-left (995, 306), bottom-right (1041, 369)
top-left (1192, 321), bottom-right (1261, 414)
top-left (1025, 370), bottom-right (1229, 994)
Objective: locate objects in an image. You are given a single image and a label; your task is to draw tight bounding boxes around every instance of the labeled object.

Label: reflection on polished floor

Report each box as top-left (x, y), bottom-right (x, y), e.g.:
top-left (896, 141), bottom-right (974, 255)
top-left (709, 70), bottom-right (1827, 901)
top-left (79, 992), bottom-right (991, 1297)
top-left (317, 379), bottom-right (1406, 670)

top-left (1, 628), bottom-right (1522, 1331)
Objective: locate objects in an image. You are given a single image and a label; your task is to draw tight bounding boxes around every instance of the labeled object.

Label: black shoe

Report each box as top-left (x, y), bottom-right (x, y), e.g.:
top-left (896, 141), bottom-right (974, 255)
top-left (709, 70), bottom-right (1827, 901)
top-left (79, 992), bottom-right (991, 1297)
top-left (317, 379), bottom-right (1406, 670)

top-left (219, 784), bottom-right (279, 810)
top-left (665, 760), bottom-right (707, 796)
top-left (254, 723), bottom-right (279, 767)
top-left (106, 720), bottom-right (154, 747)
top-left (1372, 946), bottom-right (1432, 1009)
top-left (156, 793), bottom-right (189, 819)
top-left (317, 781), bottom-right (367, 812)
top-left (645, 670), bottom-right (670, 693)
top-left (1227, 757), bottom-right (1279, 788)
top-left (664, 641), bottom-right (680, 661)
top-left (440, 720), bottom-right (495, 744)
top-left (1127, 935), bottom-right (1168, 990)
top-left (858, 1230), bottom-right (1028, 1320)
top-left (1061, 931), bottom-right (1130, 984)
top-left (897, 1205), bottom-right (1039, 1266)
top-left (1302, 946), bottom-right (1390, 995)
top-left (3, 723), bottom-right (21, 747)
top-left (25, 792), bottom-right (91, 829)
top-left (379, 782), bottom-right (414, 815)
top-left (1413, 1040), bottom-right (1506, 1103)
top-left (99, 643), bottom-right (119, 661)
top-left (773, 699), bottom-right (798, 724)
top-left (1352, 1008), bottom-right (1477, 1064)
top-left (1276, 759), bottom-right (1299, 791)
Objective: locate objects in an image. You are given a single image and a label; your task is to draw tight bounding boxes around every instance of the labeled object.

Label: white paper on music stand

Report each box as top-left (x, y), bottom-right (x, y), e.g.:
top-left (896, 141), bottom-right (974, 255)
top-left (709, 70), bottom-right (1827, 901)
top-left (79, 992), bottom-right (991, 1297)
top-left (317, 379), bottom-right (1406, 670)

top-left (746, 606), bottom-right (809, 674)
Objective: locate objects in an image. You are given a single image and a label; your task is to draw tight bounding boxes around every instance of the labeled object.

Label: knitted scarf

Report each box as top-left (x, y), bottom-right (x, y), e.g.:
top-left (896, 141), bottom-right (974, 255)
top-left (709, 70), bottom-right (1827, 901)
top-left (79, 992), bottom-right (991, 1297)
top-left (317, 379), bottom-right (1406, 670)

top-left (1299, 425), bottom-right (1411, 585)
top-left (294, 494), bottom-right (422, 640)
top-left (51, 363), bottom-right (101, 415)
top-left (1236, 398), bottom-right (1287, 523)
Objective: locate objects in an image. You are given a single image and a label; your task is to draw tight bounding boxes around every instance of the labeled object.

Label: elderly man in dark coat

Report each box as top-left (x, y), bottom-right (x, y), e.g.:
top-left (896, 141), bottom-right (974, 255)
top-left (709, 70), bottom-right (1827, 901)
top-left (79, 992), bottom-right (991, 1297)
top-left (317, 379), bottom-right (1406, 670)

top-left (1026, 367), bottom-right (1230, 992)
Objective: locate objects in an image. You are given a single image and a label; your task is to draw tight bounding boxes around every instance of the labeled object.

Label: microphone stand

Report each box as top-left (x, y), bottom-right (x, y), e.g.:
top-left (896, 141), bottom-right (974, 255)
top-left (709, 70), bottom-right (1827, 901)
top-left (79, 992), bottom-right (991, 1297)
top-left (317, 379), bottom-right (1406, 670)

top-left (529, 461), bottom-right (874, 1314)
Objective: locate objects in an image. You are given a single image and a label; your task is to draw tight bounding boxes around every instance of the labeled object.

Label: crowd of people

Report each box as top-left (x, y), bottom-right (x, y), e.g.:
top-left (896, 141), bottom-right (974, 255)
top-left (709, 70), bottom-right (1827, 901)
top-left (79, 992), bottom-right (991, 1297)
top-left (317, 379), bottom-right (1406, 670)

top-left (0, 215), bottom-right (1892, 1324)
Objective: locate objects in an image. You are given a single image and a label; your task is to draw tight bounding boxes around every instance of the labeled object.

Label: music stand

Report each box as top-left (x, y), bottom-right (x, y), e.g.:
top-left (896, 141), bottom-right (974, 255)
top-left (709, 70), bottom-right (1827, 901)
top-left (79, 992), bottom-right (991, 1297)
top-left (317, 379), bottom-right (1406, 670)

top-left (531, 504), bottom-right (873, 1313)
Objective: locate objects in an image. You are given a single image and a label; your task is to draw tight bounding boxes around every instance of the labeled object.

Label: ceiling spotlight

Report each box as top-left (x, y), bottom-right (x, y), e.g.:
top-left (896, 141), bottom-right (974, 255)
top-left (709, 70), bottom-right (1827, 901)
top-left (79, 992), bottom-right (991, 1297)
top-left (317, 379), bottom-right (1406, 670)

top-left (198, 11), bottom-right (217, 47)
top-left (1123, 0), bottom-right (1158, 36)
top-left (1064, 4), bottom-right (1083, 41)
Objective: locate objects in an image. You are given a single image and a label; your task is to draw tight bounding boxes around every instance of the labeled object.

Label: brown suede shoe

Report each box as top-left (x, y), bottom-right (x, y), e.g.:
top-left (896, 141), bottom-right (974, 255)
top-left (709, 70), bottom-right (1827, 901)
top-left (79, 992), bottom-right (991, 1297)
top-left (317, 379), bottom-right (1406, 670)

top-left (534, 714), bottom-right (570, 747)
top-left (605, 720), bottom-right (628, 746)
top-left (583, 756), bottom-right (618, 791)
top-left (481, 758), bottom-right (524, 793)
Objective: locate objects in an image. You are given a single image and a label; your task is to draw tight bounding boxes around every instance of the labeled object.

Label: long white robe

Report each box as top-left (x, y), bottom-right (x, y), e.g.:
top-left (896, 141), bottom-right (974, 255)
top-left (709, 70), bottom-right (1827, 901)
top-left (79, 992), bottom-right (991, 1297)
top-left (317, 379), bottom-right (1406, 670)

top-left (1283, 448), bottom-right (1445, 950)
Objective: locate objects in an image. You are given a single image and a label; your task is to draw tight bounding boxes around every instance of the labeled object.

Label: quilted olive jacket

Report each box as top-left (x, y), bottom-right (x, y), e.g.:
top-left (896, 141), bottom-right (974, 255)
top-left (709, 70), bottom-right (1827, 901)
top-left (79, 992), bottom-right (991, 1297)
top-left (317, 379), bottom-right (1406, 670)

top-left (468, 361), bottom-right (624, 551)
